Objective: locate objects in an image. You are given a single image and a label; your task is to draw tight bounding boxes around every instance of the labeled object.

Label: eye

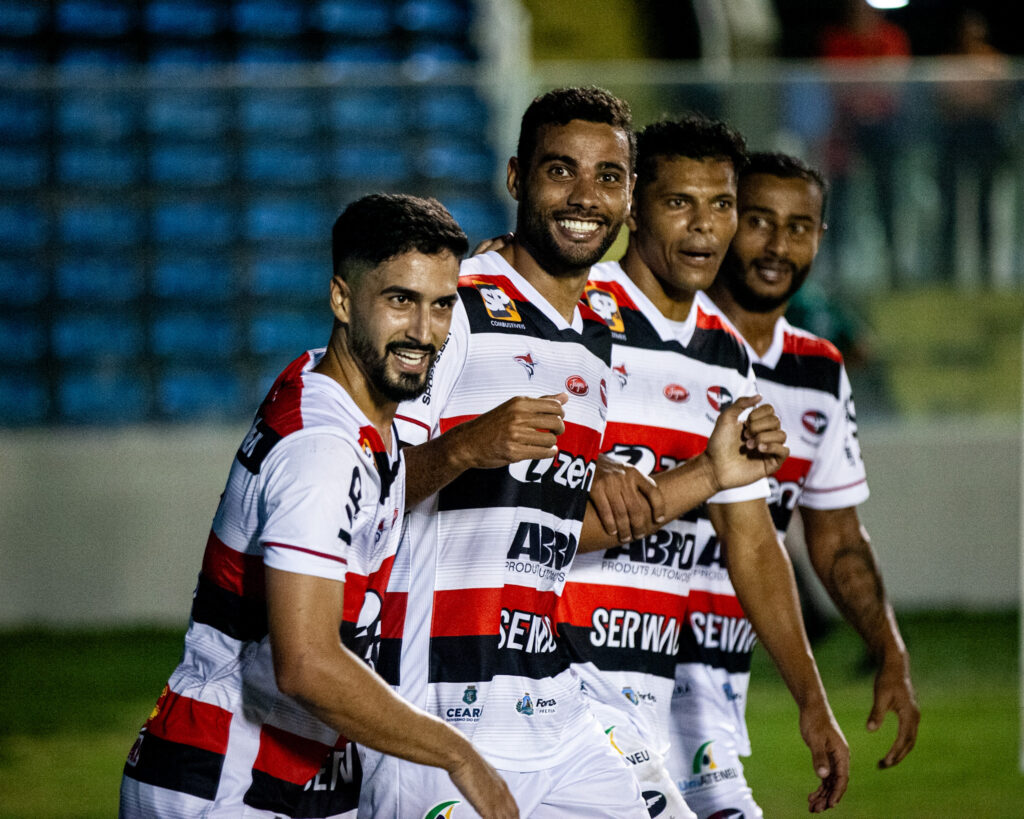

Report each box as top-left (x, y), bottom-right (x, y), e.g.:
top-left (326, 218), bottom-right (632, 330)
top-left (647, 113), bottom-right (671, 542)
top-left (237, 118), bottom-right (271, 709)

top-left (790, 223), bottom-right (809, 238)
top-left (600, 171), bottom-right (622, 184)
top-left (713, 199), bottom-right (734, 212)
top-left (548, 164), bottom-right (571, 178)
top-left (435, 296), bottom-right (457, 310)
top-left (747, 215), bottom-right (769, 230)
top-left (389, 293), bottom-right (411, 304)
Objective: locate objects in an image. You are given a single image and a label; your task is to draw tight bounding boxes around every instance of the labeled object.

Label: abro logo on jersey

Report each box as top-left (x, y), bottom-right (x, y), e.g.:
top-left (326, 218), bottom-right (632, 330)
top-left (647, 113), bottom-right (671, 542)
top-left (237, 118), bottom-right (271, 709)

top-left (508, 450), bottom-right (597, 492)
top-left (689, 612), bottom-right (757, 655)
top-left (589, 608), bottom-right (681, 655)
top-left (499, 609), bottom-right (557, 653)
top-left (706, 386), bottom-right (733, 412)
top-left (473, 280), bottom-right (522, 323)
top-left (802, 409), bottom-right (828, 436)
top-left (506, 521), bottom-right (577, 570)
top-left (603, 530), bottom-right (723, 574)
top-left (584, 285), bottom-right (625, 333)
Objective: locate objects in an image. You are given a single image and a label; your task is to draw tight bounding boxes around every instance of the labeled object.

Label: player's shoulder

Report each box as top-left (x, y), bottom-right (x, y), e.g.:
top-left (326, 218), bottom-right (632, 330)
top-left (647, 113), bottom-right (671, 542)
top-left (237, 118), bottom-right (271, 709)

top-left (689, 292), bottom-right (752, 374)
top-left (779, 318), bottom-right (845, 365)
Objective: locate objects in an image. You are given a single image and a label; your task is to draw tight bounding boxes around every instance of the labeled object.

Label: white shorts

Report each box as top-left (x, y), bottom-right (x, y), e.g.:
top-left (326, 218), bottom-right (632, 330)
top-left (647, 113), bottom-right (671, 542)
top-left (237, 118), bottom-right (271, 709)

top-left (664, 726), bottom-right (762, 819)
top-left (358, 715), bottom-right (648, 818)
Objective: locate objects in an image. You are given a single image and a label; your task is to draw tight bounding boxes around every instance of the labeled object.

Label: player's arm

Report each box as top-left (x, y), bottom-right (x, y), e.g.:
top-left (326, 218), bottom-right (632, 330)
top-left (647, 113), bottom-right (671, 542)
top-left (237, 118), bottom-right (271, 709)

top-left (710, 499), bottom-right (849, 814)
top-left (800, 505), bottom-right (919, 768)
top-left (265, 568), bottom-right (518, 819)
top-left (579, 395), bottom-right (789, 551)
top-left (402, 393), bottom-right (568, 506)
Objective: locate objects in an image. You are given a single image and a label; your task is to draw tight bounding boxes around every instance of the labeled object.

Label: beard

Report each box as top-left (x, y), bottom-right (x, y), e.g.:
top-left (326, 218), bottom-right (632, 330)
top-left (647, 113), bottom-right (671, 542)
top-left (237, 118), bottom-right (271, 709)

top-left (719, 248), bottom-right (811, 314)
top-left (350, 327), bottom-right (436, 403)
top-left (516, 195), bottom-right (620, 276)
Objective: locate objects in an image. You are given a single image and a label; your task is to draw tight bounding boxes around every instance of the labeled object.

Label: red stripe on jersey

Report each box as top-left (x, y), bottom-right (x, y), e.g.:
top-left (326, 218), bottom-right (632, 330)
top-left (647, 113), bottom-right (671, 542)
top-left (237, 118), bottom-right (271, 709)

top-left (342, 555), bottom-right (396, 623)
top-left (557, 583), bottom-right (685, 627)
top-left (146, 687), bottom-right (233, 756)
top-left (585, 277), bottom-right (640, 312)
top-left (774, 455), bottom-right (813, 484)
top-left (357, 424), bottom-right (387, 457)
top-left (602, 421), bottom-right (707, 465)
top-left (265, 542), bottom-right (347, 566)
top-left (458, 273), bottom-right (528, 303)
top-left (432, 585), bottom-right (559, 637)
top-left (695, 305), bottom-right (733, 335)
top-left (688, 589), bottom-right (747, 620)
top-left (782, 330), bottom-right (842, 362)
top-left (202, 530), bottom-right (265, 599)
top-left (381, 590), bottom-right (407, 640)
top-left (252, 723), bottom-right (333, 785)
top-left (260, 352), bottom-right (311, 438)
top-left (395, 413), bottom-right (432, 438)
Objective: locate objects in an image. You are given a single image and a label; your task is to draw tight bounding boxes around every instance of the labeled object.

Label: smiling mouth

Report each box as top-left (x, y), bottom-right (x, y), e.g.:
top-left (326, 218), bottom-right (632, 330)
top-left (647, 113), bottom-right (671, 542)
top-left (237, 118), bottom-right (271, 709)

top-left (557, 217), bottom-right (603, 237)
top-left (390, 347), bottom-right (432, 370)
top-left (753, 261), bottom-right (792, 283)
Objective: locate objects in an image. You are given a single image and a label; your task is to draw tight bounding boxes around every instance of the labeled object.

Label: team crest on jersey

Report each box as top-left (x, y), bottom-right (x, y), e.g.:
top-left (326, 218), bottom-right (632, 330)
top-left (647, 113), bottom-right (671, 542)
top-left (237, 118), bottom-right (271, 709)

top-left (473, 280), bottom-right (522, 322)
top-left (463, 685), bottom-right (477, 705)
top-left (423, 800), bottom-right (460, 819)
top-left (664, 383), bottom-right (690, 403)
top-left (514, 353), bottom-right (536, 378)
top-left (706, 385), bottom-right (733, 412)
top-left (584, 285), bottom-right (625, 333)
top-left (613, 363), bottom-right (628, 388)
top-left (693, 740), bottom-right (718, 774)
top-left (802, 410), bottom-right (828, 435)
top-left (565, 375), bottom-right (589, 396)
top-left (643, 790), bottom-right (668, 816)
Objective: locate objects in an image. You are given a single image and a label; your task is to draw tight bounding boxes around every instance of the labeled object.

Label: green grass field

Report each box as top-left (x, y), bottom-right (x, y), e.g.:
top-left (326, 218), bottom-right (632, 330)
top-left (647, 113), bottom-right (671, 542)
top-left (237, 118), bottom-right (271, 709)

top-left (0, 611), bottom-right (1020, 818)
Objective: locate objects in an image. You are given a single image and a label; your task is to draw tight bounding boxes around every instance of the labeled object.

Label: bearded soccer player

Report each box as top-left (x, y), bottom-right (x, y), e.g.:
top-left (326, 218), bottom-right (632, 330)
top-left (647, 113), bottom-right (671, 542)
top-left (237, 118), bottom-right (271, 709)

top-left (704, 151), bottom-right (919, 783)
top-left (119, 194), bottom-right (518, 819)
top-left (558, 116), bottom-right (851, 818)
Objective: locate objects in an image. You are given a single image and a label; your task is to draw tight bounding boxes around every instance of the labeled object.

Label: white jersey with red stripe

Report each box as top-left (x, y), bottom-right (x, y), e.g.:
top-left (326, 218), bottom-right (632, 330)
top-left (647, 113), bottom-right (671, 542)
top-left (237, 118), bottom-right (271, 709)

top-left (555, 260), bottom-right (769, 762)
top-left (390, 251), bottom-right (613, 772)
top-left (120, 349), bottom-right (405, 819)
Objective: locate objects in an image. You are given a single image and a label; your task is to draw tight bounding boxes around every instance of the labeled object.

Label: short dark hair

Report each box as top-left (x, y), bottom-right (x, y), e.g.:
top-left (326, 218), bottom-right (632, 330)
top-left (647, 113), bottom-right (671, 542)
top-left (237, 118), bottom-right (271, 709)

top-left (741, 152), bottom-right (829, 220)
top-left (331, 193), bottom-right (468, 279)
top-left (635, 113), bottom-right (748, 192)
top-left (516, 86), bottom-right (636, 170)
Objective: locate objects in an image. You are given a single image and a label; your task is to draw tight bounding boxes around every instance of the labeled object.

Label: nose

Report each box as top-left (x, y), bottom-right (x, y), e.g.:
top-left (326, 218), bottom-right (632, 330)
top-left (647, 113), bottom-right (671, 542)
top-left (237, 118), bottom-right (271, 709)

top-left (407, 303), bottom-right (433, 344)
top-left (690, 201), bottom-right (714, 233)
top-left (567, 174), bottom-right (599, 210)
top-left (764, 226), bottom-right (788, 256)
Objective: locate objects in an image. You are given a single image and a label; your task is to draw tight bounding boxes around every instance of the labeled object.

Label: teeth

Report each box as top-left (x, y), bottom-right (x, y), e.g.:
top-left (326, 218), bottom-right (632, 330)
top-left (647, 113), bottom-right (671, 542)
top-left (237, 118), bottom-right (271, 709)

top-left (393, 350), bottom-right (426, 363)
top-left (558, 219), bottom-right (599, 234)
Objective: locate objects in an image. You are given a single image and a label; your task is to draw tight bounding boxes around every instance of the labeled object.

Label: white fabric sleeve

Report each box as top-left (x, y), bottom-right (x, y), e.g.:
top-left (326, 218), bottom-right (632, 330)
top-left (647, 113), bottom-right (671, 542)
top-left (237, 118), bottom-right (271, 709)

top-left (800, 363), bottom-right (870, 510)
top-left (708, 360), bottom-right (770, 505)
top-left (260, 432), bottom-right (375, 582)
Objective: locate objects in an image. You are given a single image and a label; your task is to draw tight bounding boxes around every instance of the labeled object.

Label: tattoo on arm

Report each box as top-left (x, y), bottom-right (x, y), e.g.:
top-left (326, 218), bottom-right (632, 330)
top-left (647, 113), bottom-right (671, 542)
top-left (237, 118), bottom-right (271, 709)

top-left (828, 545), bottom-right (886, 649)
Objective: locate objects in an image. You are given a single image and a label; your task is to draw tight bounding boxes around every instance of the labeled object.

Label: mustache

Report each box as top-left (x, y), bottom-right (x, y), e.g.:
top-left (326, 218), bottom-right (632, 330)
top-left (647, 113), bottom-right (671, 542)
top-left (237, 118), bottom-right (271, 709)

top-left (754, 256), bottom-right (796, 275)
top-left (386, 341), bottom-right (436, 356)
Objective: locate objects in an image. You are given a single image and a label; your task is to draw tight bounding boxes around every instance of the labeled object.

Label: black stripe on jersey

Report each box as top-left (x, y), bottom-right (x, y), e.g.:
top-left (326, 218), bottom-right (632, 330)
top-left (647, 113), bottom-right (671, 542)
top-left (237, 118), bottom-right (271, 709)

top-left (559, 624), bottom-right (677, 679)
top-left (191, 574), bottom-right (269, 643)
top-left (438, 466), bottom-right (589, 523)
top-left (244, 760), bottom-right (361, 817)
top-left (754, 353), bottom-right (841, 398)
top-left (428, 636), bottom-right (569, 684)
top-left (615, 307), bottom-right (750, 376)
top-left (677, 624), bottom-right (755, 674)
top-left (236, 415), bottom-right (284, 475)
top-left (338, 622), bottom-right (402, 686)
top-left (769, 502), bottom-right (797, 534)
top-left (122, 732), bottom-right (223, 801)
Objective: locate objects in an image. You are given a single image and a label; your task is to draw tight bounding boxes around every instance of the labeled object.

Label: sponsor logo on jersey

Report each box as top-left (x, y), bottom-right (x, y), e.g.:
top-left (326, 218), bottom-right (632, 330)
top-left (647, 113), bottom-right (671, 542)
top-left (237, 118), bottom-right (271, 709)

top-left (613, 363), bottom-right (629, 388)
top-left (585, 285), bottom-right (625, 333)
top-left (706, 385), bottom-right (733, 412)
top-left (126, 729), bottom-right (145, 766)
top-left (516, 693), bottom-right (534, 715)
top-left (622, 686), bottom-right (640, 705)
top-left (643, 790), bottom-right (668, 817)
top-left (420, 335), bottom-right (448, 405)
top-left (664, 383), bottom-right (690, 403)
top-left (689, 611), bottom-right (757, 655)
top-left (515, 692), bottom-right (556, 715)
top-left (590, 608), bottom-right (681, 655)
top-left (508, 451), bottom-right (596, 491)
top-left (474, 280), bottom-right (522, 322)
top-left (722, 681), bottom-right (741, 702)
top-left (693, 740), bottom-right (718, 774)
top-left (302, 743), bottom-right (359, 793)
top-left (604, 725), bottom-right (623, 754)
top-left (353, 589), bottom-right (383, 668)
top-left (624, 748), bottom-right (650, 765)
top-left (514, 353), bottom-right (536, 378)
top-left (423, 801), bottom-right (460, 819)
top-left (444, 702), bottom-right (483, 723)
top-left (801, 409), bottom-right (828, 435)
top-left (499, 609), bottom-right (558, 653)
top-left (565, 374), bottom-right (589, 396)
top-left (462, 685), bottom-right (477, 705)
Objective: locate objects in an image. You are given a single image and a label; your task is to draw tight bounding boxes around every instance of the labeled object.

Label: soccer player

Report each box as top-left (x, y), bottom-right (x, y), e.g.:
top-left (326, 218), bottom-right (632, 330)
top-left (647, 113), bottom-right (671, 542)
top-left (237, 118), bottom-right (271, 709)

top-left (119, 194), bottom-right (518, 819)
top-left (705, 151), bottom-right (919, 770)
top-left (560, 115), bottom-right (851, 819)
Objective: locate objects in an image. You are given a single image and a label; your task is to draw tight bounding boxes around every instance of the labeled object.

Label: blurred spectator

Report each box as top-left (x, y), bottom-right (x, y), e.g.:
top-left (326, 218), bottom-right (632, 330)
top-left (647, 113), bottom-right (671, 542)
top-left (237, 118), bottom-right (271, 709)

top-left (817, 0), bottom-right (911, 287)
top-left (932, 8), bottom-right (1011, 286)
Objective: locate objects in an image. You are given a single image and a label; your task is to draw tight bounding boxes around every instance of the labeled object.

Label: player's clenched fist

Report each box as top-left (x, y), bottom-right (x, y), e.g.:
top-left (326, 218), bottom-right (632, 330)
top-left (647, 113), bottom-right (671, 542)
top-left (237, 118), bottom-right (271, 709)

top-left (706, 394), bottom-right (789, 491)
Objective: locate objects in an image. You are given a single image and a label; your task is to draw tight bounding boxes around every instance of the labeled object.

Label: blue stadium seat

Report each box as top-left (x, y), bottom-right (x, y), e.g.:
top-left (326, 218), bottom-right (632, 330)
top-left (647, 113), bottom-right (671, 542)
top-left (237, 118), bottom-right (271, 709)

top-left (157, 369), bottom-right (244, 419)
top-left (418, 140), bottom-right (493, 185)
top-left (0, 45), bottom-right (46, 67)
top-left (311, 0), bottom-right (392, 37)
top-left (242, 144), bottom-right (321, 185)
top-left (0, 316), bottom-right (46, 362)
top-left (150, 144), bottom-right (233, 186)
top-left (244, 198), bottom-right (329, 242)
top-left (0, 202), bottom-right (48, 251)
top-left (328, 91), bottom-right (404, 135)
top-left (152, 199), bottom-right (236, 245)
top-left (239, 91), bottom-right (317, 137)
top-left (0, 259), bottom-right (47, 306)
top-left (416, 87), bottom-right (488, 134)
top-left (442, 195), bottom-right (506, 245)
top-left (0, 145), bottom-right (47, 189)
top-left (331, 145), bottom-right (411, 184)
top-left (148, 43), bottom-right (233, 66)
top-left (231, 0), bottom-right (306, 37)
top-left (52, 313), bottom-right (144, 359)
top-left (0, 1), bottom-right (47, 36)
top-left (404, 42), bottom-right (477, 81)
top-left (57, 93), bottom-right (138, 141)
top-left (56, 0), bottom-right (135, 36)
top-left (152, 311), bottom-right (237, 357)
top-left (395, 0), bottom-right (469, 35)
top-left (56, 45), bottom-right (137, 67)
top-left (57, 144), bottom-right (142, 187)
top-left (249, 255), bottom-right (323, 298)
top-left (153, 254), bottom-right (233, 303)
top-left (250, 308), bottom-right (328, 356)
top-left (59, 203), bottom-right (142, 247)
top-left (0, 374), bottom-right (48, 425)
top-left (236, 42), bottom-right (309, 64)
top-left (58, 369), bottom-right (148, 424)
top-left (146, 91), bottom-right (231, 139)
top-left (323, 42), bottom-right (400, 67)
top-left (143, 1), bottom-right (226, 37)
top-left (56, 256), bottom-right (143, 303)
top-left (0, 91), bottom-right (47, 140)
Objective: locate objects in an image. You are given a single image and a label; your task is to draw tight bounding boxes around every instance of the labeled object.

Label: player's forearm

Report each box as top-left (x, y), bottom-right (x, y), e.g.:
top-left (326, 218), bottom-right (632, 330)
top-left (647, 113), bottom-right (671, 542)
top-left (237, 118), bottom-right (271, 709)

top-left (403, 425), bottom-right (478, 506)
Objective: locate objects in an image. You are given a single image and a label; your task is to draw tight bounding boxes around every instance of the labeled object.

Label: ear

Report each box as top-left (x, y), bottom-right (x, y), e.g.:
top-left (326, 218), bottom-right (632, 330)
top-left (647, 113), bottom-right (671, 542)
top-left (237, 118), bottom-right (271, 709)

top-left (626, 184), bottom-right (639, 233)
top-left (329, 275), bottom-right (351, 324)
top-left (506, 156), bottom-right (521, 201)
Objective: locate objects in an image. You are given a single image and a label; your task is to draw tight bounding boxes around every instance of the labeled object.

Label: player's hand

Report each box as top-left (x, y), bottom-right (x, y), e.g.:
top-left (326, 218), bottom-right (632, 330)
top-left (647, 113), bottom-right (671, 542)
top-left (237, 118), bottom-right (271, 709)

top-left (705, 395), bottom-right (789, 491)
top-left (869, 655), bottom-right (920, 768)
top-left (449, 393), bottom-right (566, 471)
top-left (799, 703), bottom-right (849, 813)
top-left (588, 454), bottom-right (665, 544)
top-left (472, 232), bottom-right (514, 256)
top-left (448, 752), bottom-right (520, 819)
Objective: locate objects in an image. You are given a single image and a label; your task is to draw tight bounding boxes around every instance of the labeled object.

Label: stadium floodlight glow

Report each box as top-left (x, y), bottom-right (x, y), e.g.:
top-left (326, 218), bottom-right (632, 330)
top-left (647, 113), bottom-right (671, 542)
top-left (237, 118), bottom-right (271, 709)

top-left (866, 0), bottom-right (909, 8)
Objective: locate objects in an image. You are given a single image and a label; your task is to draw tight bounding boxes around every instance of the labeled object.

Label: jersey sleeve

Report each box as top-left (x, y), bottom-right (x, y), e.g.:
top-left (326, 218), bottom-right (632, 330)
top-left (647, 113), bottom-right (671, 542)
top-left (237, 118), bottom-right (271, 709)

top-left (799, 363), bottom-right (870, 510)
top-left (394, 299), bottom-right (469, 446)
top-left (259, 432), bottom-right (377, 582)
top-left (709, 359), bottom-right (771, 505)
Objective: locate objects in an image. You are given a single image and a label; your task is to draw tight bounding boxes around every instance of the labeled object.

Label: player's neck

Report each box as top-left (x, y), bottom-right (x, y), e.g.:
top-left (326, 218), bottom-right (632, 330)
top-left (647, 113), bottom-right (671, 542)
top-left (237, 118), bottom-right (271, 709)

top-left (498, 242), bottom-right (589, 324)
top-left (707, 282), bottom-right (783, 357)
top-left (620, 246), bottom-right (696, 323)
top-left (313, 338), bottom-right (396, 447)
